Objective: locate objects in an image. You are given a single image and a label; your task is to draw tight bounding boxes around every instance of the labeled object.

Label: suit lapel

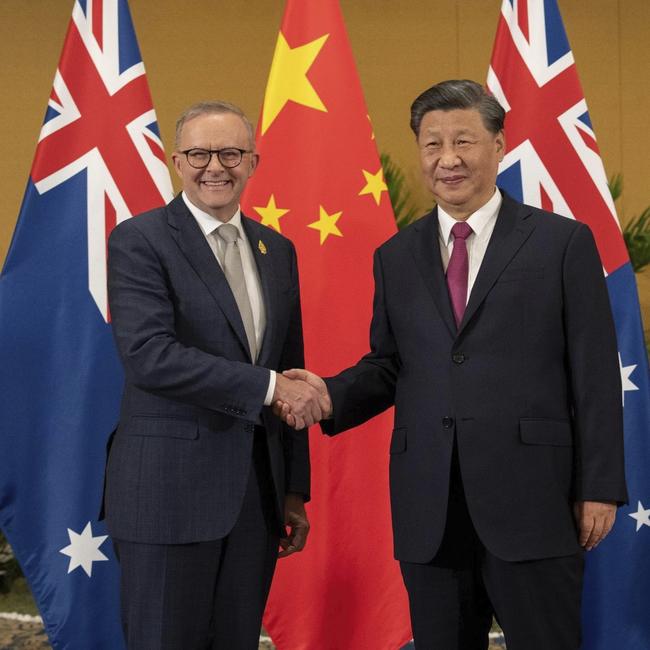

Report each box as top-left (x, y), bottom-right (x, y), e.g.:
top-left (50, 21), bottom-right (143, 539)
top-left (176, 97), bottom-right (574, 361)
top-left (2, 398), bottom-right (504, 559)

top-left (458, 194), bottom-right (536, 335)
top-left (167, 195), bottom-right (251, 360)
top-left (410, 210), bottom-right (457, 338)
top-left (241, 216), bottom-right (277, 367)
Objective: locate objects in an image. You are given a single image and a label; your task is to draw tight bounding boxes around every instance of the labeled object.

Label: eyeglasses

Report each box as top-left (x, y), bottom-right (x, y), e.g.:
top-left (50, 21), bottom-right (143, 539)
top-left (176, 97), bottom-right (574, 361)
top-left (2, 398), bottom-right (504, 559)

top-left (179, 147), bottom-right (252, 169)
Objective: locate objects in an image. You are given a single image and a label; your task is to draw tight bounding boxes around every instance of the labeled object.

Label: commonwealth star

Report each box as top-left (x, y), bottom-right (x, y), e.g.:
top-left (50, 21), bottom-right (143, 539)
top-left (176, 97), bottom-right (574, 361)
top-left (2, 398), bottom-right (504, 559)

top-left (59, 522), bottom-right (109, 577)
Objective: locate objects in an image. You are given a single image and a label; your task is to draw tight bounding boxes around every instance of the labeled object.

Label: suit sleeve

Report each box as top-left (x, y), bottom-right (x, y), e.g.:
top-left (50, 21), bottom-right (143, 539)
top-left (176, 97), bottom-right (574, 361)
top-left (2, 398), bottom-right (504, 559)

top-left (274, 241), bottom-right (311, 499)
top-left (321, 248), bottom-right (399, 435)
top-left (563, 223), bottom-right (628, 504)
top-left (107, 221), bottom-right (270, 421)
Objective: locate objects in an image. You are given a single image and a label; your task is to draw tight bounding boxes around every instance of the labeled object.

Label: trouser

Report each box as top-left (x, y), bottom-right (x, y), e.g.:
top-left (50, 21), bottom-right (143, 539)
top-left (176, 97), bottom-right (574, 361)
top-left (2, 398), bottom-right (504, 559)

top-left (400, 442), bottom-right (584, 650)
top-left (114, 428), bottom-right (280, 650)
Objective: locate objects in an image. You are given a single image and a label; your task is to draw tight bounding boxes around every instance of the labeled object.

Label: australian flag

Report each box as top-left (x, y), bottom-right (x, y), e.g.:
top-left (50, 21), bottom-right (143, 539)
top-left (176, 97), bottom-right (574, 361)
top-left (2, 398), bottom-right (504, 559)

top-left (0, 1), bottom-right (172, 647)
top-left (488, 0), bottom-right (650, 647)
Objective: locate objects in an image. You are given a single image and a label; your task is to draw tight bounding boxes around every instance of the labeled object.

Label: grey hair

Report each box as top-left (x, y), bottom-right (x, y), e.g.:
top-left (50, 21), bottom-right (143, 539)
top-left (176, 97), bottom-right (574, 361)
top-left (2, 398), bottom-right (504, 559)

top-left (410, 80), bottom-right (505, 136)
top-left (174, 101), bottom-right (255, 149)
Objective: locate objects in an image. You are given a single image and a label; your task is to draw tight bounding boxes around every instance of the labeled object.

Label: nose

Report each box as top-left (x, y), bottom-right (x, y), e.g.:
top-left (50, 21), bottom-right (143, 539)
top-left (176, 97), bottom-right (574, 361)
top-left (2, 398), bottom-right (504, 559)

top-left (438, 145), bottom-right (460, 168)
top-left (206, 152), bottom-right (226, 171)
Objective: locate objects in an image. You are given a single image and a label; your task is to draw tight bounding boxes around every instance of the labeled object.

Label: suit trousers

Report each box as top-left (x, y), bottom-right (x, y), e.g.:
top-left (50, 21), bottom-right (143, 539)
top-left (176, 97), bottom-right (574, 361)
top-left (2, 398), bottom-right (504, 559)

top-left (113, 427), bottom-right (280, 650)
top-left (400, 440), bottom-right (584, 650)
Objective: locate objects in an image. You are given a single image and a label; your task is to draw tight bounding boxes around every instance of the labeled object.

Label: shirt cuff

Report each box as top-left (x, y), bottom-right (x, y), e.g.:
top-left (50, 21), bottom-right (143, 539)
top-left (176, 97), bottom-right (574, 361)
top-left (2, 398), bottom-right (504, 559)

top-left (263, 370), bottom-right (277, 406)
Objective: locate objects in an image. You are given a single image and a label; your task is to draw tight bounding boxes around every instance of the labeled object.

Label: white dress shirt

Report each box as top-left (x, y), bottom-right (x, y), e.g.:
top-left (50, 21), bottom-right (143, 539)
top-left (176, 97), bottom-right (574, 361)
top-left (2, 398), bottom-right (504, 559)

top-left (438, 189), bottom-right (502, 304)
top-left (182, 192), bottom-right (276, 404)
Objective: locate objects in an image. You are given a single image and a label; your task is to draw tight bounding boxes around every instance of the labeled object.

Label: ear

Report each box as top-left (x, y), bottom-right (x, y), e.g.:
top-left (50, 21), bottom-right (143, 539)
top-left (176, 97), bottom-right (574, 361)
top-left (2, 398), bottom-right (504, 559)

top-left (495, 130), bottom-right (506, 159)
top-left (248, 152), bottom-right (260, 178)
top-left (171, 152), bottom-right (183, 179)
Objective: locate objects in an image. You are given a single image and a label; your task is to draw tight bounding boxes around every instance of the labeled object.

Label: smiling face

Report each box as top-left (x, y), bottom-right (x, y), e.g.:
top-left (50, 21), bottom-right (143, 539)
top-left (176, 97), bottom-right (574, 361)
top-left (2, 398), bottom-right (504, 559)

top-left (172, 111), bottom-right (258, 222)
top-left (417, 108), bottom-right (504, 220)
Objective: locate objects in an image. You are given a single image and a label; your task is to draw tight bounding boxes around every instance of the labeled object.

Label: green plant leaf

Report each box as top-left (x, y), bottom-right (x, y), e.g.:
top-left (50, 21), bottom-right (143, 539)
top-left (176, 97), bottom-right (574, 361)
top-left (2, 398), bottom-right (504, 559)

top-left (609, 173), bottom-right (623, 202)
top-left (623, 206), bottom-right (650, 273)
top-left (380, 152), bottom-right (421, 229)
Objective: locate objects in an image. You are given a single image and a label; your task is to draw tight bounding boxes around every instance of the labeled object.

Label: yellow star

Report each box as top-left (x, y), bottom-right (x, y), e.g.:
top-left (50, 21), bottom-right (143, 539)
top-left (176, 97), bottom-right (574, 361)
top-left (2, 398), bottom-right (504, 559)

top-left (253, 194), bottom-right (290, 233)
top-left (261, 31), bottom-right (329, 135)
top-left (308, 205), bottom-right (343, 245)
top-left (358, 167), bottom-right (388, 206)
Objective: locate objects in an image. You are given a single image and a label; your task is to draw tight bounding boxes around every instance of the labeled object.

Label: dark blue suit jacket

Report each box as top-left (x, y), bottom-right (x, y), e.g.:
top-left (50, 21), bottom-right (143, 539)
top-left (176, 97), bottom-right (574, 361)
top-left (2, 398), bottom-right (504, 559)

top-left (104, 194), bottom-right (309, 544)
top-left (323, 193), bottom-right (627, 563)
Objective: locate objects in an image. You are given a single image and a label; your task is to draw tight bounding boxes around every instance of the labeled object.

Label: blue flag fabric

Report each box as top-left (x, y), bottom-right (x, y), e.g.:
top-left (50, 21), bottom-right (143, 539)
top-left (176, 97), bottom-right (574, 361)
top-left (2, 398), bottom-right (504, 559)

top-left (0, 1), bottom-right (172, 647)
top-left (488, 1), bottom-right (650, 647)
top-left (581, 264), bottom-right (650, 649)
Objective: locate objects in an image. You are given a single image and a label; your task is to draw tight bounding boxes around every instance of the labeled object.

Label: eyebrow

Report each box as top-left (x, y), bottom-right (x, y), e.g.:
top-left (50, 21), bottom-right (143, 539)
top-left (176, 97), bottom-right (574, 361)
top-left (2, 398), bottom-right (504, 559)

top-left (421, 129), bottom-right (477, 138)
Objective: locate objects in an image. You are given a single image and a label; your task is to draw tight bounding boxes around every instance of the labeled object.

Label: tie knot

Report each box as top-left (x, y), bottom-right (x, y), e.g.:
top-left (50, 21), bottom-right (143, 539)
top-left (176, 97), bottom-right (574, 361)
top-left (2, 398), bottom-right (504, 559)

top-left (451, 221), bottom-right (473, 241)
top-left (216, 223), bottom-right (239, 244)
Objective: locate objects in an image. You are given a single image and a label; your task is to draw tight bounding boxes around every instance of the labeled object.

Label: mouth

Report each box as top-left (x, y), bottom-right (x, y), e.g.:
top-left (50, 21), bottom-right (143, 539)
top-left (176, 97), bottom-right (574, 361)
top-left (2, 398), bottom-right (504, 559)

top-left (437, 175), bottom-right (466, 185)
top-left (200, 179), bottom-right (231, 190)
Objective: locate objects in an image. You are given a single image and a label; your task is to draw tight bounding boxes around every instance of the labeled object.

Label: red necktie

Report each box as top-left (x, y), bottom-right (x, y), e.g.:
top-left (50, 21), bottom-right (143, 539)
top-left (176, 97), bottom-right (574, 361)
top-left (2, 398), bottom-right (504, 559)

top-left (446, 222), bottom-right (473, 327)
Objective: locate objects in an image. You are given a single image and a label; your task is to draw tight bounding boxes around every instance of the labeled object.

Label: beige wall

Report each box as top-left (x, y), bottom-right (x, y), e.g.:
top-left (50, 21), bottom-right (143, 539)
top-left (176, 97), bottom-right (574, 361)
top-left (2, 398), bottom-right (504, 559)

top-left (1, 0), bottom-right (648, 326)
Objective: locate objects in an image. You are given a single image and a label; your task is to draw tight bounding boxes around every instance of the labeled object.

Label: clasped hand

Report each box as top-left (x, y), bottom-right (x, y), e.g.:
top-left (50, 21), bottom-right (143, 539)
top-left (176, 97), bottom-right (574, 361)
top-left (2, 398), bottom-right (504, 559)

top-left (272, 369), bottom-right (332, 429)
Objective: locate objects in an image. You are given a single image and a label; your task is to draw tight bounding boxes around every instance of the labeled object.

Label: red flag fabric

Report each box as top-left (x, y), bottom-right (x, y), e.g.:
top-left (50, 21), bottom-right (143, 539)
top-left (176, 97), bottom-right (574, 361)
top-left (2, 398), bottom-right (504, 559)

top-left (242, 1), bottom-right (411, 648)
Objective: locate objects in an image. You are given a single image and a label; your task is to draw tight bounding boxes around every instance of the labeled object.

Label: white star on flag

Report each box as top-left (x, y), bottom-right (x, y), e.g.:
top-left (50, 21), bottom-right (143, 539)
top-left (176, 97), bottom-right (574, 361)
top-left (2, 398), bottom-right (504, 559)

top-left (628, 501), bottom-right (650, 532)
top-left (618, 353), bottom-right (639, 406)
top-left (59, 522), bottom-right (109, 577)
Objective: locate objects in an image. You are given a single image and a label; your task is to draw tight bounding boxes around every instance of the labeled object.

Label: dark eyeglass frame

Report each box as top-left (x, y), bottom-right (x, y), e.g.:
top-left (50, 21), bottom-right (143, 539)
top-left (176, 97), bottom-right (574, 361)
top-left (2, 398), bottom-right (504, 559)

top-left (179, 147), bottom-right (252, 169)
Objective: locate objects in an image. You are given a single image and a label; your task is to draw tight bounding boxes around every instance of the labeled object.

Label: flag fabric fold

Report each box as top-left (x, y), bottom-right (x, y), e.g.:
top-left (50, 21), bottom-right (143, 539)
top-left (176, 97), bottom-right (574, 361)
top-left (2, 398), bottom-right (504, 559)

top-left (488, 1), bottom-right (650, 647)
top-left (0, 1), bottom-right (172, 647)
top-left (242, 1), bottom-right (411, 648)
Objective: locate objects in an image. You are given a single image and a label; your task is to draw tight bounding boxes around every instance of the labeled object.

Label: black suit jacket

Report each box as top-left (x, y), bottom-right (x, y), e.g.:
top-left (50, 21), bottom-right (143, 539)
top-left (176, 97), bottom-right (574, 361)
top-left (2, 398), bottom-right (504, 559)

top-left (104, 194), bottom-right (309, 544)
top-left (323, 193), bottom-right (626, 563)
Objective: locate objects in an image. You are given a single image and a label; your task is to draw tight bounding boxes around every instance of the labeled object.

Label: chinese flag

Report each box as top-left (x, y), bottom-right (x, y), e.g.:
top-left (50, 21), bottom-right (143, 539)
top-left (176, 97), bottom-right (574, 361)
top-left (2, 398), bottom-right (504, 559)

top-left (242, 1), bottom-right (411, 648)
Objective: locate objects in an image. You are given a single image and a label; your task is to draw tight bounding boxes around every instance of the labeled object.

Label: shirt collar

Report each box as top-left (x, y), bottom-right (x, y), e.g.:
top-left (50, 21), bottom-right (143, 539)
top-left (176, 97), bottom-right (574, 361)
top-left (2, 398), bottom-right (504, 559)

top-left (182, 191), bottom-right (244, 239)
top-left (438, 188), bottom-right (502, 245)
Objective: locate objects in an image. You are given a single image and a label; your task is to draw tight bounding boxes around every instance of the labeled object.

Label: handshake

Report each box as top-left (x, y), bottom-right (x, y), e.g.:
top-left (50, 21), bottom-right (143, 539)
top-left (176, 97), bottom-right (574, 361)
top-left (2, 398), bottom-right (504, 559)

top-left (272, 369), bottom-right (332, 430)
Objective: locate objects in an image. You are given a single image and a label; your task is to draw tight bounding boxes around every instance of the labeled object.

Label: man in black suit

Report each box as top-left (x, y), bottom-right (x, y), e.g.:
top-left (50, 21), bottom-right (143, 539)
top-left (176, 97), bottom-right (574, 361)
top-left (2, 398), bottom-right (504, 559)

top-left (104, 101), bottom-right (327, 649)
top-left (279, 80), bottom-right (627, 650)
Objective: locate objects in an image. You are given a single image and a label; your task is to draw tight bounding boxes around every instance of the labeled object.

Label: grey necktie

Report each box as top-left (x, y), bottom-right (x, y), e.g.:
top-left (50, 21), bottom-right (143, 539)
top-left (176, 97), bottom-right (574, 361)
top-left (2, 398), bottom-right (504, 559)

top-left (216, 224), bottom-right (257, 361)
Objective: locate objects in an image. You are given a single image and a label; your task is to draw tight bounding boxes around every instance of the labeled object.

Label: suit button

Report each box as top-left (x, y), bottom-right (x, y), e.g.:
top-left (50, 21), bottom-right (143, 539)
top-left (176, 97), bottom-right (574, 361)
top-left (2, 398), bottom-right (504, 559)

top-left (452, 353), bottom-right (465, 364)
top-left (442, 417), bottom-right (454, 429)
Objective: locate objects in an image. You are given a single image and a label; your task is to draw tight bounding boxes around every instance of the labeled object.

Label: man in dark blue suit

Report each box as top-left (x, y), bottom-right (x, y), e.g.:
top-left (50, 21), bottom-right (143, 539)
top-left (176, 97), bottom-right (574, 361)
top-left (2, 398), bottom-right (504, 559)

top-left (104, 101), bottom-right (326, 649)
top-left (280, 81), bottom-right (627, 650)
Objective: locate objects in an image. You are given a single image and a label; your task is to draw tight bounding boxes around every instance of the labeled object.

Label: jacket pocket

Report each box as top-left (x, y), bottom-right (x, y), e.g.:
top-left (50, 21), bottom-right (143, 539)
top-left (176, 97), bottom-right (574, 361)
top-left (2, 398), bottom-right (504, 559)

top-left (520, 418), bottom-right (572, 447)
top-left (390, 427), bottom-right (407, 454)
top-left (124, 416), bottom-right (199, 440)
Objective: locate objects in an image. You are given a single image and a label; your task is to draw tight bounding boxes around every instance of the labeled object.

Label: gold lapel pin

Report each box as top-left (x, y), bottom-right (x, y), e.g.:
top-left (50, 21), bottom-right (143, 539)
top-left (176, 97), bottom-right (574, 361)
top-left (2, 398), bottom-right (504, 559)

top-left (258, 240), bottom-right (267, 255)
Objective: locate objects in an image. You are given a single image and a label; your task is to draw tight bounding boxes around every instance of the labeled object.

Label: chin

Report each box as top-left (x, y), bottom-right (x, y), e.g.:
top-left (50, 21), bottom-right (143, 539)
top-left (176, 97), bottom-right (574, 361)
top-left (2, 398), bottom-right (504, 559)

top-left (439, 194), bottom-right (470, 208)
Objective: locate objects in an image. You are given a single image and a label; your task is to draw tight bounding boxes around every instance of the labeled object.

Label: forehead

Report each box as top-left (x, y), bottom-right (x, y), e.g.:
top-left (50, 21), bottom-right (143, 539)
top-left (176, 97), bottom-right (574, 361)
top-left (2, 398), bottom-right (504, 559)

top-left (178, 112), bottom-right (251, 147)
top-left (418, 108), bottom-right (487, 136)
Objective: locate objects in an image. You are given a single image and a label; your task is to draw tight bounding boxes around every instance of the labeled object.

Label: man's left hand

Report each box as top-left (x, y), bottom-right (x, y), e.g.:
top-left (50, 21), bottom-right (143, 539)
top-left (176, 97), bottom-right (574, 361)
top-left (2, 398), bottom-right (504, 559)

top-left (279, 493), bottom-right (310, 558)
top-left (573, 500), bottom-right (617, 551)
